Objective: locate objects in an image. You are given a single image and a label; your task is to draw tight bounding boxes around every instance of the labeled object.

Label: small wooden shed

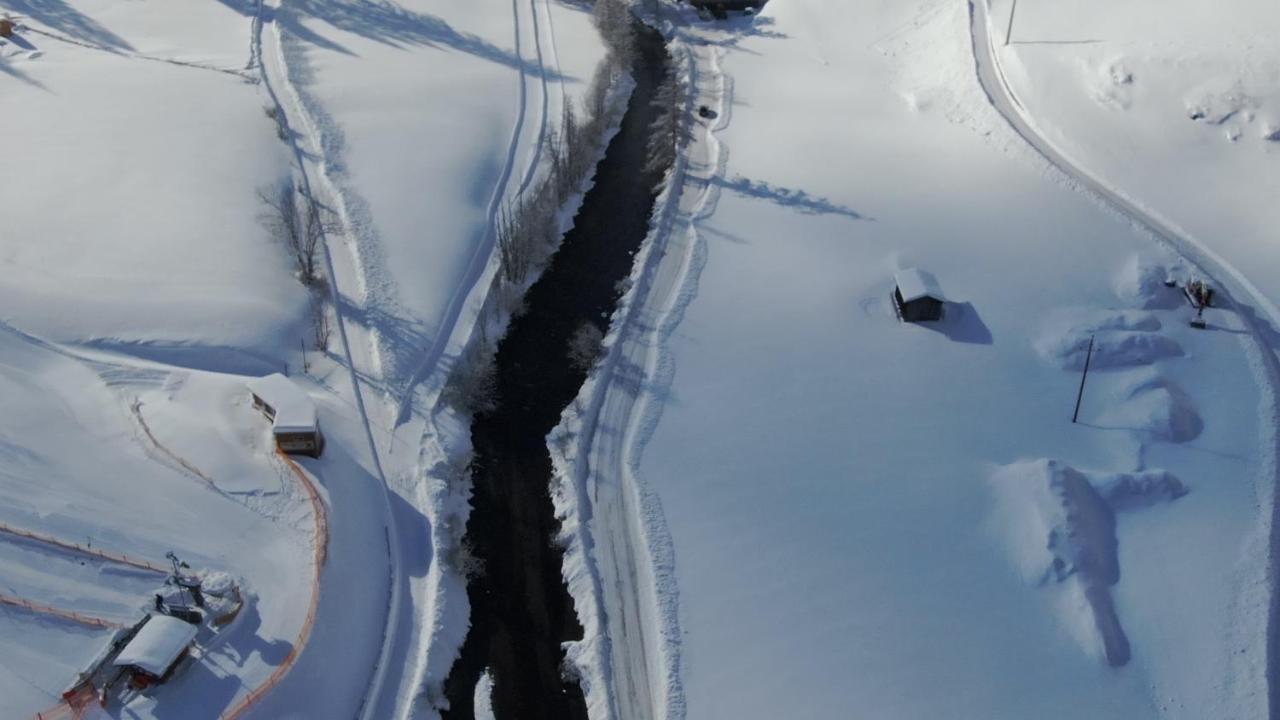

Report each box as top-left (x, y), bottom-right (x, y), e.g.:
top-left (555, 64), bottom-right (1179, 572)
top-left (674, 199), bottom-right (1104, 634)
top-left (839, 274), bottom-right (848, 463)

top-left (0, 19), bottom-right (15, 38)
top-left (893, 268), bottom-right (947, 322)
top-left (248, 374), bottom-right (325, 458)
top-left (113, 614), bottom-right (198, 689)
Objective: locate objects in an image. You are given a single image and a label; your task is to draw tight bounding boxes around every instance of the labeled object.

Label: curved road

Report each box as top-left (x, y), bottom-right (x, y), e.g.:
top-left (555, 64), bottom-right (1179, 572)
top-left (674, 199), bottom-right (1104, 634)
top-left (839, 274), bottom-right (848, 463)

top-left (969, 2), bottom-right (1280, 717)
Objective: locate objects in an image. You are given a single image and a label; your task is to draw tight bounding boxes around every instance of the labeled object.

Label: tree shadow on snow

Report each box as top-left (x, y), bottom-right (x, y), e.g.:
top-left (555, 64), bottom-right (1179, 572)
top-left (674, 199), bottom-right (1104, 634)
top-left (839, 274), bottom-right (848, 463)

top-left (713, 174), bottom-right (871, 221)
top-left (0, 0), bottom-right (133, 51)
top-left (216, 0), bottom-right (574, 82)
top-left (0, 53), bottom-right (47, 90)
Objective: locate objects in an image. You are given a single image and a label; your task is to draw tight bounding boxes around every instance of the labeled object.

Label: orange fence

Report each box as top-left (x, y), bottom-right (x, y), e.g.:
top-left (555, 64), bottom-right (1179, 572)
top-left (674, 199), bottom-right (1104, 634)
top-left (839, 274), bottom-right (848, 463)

top-left (220, 451), bottom-right (328, 719)
top-left (0, 522), bottom-right (166, 574)
top-left (33, 704), bottom-right (74, 720)
top-left (34, 680), bottom-right (103, 719)
top-left (0, 592), bottom-right (124, 630)
top-left (22, 453), bottom-right (327, 720)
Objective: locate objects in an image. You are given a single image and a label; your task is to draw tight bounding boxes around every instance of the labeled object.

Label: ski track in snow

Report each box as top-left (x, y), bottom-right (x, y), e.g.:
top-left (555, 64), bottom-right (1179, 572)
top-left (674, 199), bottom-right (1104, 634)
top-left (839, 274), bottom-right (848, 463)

top-left (22, 25), bottom-right (256, 81)
top-left (393, 0), bottom-right (558, 429)
top-left (970, 0), bottom-right (1280, 714)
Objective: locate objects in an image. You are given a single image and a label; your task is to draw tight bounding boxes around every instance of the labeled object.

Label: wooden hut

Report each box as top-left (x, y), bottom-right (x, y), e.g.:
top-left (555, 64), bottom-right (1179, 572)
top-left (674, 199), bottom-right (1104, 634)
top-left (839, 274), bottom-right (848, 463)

top-left (112, 614), bottom-right (198, 690)
top-left (893, 268), bottom-right (947, 322)
top-left (247, 374), bottom-right (325, 458)
top-left (0, 20), bottom-right (15, 38)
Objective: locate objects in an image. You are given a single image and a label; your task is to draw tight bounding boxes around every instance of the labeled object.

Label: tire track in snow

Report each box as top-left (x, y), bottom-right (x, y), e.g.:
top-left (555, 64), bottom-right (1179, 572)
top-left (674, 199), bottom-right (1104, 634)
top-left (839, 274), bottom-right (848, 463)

top-left (518, 0), bottom-right (553, 198)
top-left (969, 2), bottom-right (1280, 715)
top-left (393, 0), bottom-right (547, 427)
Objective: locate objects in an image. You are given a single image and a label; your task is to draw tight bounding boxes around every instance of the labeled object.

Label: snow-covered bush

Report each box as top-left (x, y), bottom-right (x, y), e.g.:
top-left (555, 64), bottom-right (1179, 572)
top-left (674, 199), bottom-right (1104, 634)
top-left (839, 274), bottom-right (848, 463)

top-left (567, 322), bottom-right (605, 371)
top-left (645, 66), bottom-right (694, 177)
top-left (442, 333), bottom-right (499, 415)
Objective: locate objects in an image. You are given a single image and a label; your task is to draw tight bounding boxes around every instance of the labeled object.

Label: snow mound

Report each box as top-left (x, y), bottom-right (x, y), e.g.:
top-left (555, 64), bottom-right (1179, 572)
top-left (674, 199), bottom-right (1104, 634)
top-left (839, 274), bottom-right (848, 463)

top-left (1113, 255), bottom-right (1179, 309)
top-left (1097, 373), bottom-right (1203, 442)
top-left (1087, 58), bottom-right (1135, 110)
top-left (988, 460), bottom-right (1112, 585)
top-left (1094, 470), bottom-right (1189, 511)
top-left (1185, 83), bottom-right (1258, 126)
top-left (1034, 315), bottom-right (1182, 368)
top-left (200, 571), bottom-right (237, 597)
top-left (1109, 61), bottom-right (1134, 86)
top-left (988, 459), bottom-right (1188, 667)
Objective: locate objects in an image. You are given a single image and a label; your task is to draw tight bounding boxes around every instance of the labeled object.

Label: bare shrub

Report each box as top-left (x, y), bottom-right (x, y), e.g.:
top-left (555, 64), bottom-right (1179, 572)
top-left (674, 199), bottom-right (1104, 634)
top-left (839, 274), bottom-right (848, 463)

top-left (263, 105), bottom-right (288, 141)
top-left (442, 336), bottom-right (499, 415)
top-left (646, 68), bottom-right (694, 176)
top-left (592, 0), bottom-right (636, 63)
top-left (258, 181), bottom-right (337, 287)
top-left (445, 537), bottom-right (485, 581)
top-left (311, 301), bottom-right (331, 351)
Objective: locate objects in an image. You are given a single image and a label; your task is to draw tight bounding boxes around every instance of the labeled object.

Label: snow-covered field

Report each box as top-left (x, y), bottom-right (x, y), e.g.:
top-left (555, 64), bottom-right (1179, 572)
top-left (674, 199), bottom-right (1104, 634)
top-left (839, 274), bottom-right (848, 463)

top-left (992, 0), bottom-right (1280, 312)
top-left (0, 1), bottom-right (607, 718)
top-left (555, 1), bottom-right (1279, 719)
top-left (4, 0), bottom-right (1276, 718)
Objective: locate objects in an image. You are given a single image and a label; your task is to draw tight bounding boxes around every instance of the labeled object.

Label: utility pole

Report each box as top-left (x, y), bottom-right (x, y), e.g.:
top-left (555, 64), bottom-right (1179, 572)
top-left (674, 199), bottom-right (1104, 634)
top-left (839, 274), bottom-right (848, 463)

top-left (1072, 335), bottom-right (1095, 424)
top-left (1004, 0), bottom-right (1019, 47)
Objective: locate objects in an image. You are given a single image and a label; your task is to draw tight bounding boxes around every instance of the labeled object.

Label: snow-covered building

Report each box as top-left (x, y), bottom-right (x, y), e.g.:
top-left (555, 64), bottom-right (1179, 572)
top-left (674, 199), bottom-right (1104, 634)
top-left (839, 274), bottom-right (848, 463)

top-left (247, 374), bottom-right (324, 458)
top-left (893, 268), bottom-right (947, 322)
top-left (113, 614), bottom-right (198, 689)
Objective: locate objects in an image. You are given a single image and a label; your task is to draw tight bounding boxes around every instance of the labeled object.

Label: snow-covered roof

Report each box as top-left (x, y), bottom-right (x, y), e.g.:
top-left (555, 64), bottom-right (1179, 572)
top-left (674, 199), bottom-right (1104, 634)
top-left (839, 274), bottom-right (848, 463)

top-left (895, 268), bottom-right (947, 303)
top-left (247, 373), bottom-right (318, 433)
top-left (113, 614), bottom-right (198, 677)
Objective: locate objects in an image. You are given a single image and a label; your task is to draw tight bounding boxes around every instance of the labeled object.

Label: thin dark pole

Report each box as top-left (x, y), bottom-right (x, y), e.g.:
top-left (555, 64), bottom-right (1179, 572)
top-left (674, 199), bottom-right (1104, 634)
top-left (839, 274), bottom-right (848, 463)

top-left (1072, 334), bottom-right (1095, 423)
top-left (1005, 0), bottom-right (1018, 46)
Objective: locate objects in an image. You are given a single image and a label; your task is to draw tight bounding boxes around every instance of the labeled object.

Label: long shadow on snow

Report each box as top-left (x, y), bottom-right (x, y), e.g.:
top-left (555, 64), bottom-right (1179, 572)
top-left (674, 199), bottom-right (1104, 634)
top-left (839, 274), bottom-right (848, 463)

top-left (0, 53), bottom-right (47, 90)
top-left (217, 0), bottom-right (575, 81)
top-left (712, 174), bottom-right (872, 220)
top-left (0, 0), bottom-right (133, 51)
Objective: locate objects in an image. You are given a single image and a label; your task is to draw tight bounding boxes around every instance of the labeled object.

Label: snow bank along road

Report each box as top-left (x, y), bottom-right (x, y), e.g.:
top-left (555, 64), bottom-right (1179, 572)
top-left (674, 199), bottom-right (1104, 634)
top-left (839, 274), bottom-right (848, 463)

top-left (972, 0), bottom-right (1280, 714)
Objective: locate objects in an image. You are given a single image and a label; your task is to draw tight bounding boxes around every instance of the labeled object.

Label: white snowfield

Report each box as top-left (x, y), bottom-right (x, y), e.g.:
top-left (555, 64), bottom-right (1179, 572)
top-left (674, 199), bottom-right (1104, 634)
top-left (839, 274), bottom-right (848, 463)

top-left (3, 0), bottom-right (1277, 718)
top-left (553, 1), bottom-right (1280, 719)
top-left (989, 0), bottom-right (1280, 313)
top-left (0, 0), bottom-right (607, 719)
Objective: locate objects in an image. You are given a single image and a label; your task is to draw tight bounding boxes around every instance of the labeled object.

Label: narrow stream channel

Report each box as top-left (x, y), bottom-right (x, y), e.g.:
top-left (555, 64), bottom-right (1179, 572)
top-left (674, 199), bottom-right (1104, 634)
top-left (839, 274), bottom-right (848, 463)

top-left (441, 24), bottom-right (670, 720)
